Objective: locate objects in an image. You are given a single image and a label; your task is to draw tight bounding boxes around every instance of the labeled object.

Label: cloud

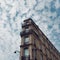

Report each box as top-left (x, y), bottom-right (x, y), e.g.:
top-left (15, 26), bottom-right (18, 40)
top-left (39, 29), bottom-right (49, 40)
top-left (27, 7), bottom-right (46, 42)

top-left (0, 0), bottom-right (60, 60)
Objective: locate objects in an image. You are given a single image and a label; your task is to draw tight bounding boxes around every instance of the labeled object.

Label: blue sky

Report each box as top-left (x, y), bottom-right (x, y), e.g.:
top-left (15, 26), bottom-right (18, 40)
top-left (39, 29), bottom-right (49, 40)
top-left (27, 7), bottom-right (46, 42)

top-left (0, 0), bottom-right (60, 60)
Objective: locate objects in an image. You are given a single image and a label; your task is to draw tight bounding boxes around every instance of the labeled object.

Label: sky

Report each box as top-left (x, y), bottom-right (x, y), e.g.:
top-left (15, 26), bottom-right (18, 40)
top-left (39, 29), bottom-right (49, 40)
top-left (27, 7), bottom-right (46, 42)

top-left (0, 0), bottom-right (60, 60)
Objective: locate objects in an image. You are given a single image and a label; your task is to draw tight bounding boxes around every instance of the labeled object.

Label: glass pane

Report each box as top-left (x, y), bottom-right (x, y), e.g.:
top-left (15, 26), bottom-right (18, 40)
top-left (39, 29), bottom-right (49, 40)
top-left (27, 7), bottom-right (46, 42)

top-left (40, 54), bottom-right (43, 60)
top-left (24, 49), bottom-right (29, 56)
top-left (39, 45), bottom-right (42, 49)
top-left (25, 37), bottom-right (29, 43)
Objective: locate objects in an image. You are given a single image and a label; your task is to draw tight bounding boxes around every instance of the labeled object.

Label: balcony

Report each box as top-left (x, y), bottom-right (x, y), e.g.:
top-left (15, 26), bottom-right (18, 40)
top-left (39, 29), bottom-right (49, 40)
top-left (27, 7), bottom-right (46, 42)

top-left (21, 56), bottom-right (30, 60)
top-left (20, 29), bottom-right (39, 40)
top-left (20, 29), bottom-right (31, 37)
top-left (22, 22), bottom-right (31, 28)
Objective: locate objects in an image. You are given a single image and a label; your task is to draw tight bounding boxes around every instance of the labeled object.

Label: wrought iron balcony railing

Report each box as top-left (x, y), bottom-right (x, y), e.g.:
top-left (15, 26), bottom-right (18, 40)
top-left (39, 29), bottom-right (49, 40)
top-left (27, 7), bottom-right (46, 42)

top-left (21, 56), bottom-right (30, 60)
top-left (20, 29), bottom-right (31, 37)
top-left (20, 29), bottom-right (39, 39)
top-left (22, 22), bottom-right (31, 28)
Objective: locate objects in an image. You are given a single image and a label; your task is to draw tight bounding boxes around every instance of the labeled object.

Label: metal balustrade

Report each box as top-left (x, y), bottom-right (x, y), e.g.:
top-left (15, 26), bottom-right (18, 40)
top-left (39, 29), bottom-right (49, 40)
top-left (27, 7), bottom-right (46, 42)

top-left (21, 56), bottom-right (30, 60)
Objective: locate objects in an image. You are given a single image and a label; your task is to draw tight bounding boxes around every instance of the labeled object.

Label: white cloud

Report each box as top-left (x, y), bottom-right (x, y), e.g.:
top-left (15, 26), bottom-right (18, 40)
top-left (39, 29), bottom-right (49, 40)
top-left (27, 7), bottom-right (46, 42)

top-left (0, 0), bottom-right (60, 60)
top-left (55, 0), bottom-right (60, 9)
top-left (26, 0), bottom-right (36, 8)
top-left (35, 1), bottom-right (45, 11)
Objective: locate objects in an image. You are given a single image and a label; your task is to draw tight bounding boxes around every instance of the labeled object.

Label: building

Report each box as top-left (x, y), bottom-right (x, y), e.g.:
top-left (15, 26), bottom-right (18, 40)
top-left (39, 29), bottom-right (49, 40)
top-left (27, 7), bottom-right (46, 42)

top-left (20, 18), bottom-right (60, 60)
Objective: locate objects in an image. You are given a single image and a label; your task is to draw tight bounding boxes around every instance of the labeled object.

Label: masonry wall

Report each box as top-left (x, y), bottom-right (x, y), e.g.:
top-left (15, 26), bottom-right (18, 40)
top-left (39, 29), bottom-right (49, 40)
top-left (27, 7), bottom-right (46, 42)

top-left (20, 18), bottom-right (60, 60)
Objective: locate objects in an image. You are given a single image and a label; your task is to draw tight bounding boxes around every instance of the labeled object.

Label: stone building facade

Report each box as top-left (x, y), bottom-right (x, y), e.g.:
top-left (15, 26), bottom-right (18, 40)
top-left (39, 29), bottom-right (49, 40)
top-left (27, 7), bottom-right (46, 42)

top-left (20, 18), bottom-right (60, 60)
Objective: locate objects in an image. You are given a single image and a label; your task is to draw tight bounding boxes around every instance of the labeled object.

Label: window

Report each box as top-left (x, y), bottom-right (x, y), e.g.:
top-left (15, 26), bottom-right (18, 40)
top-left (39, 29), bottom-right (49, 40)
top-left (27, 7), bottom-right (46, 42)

top-left (24, 37), bottom-right (29, 44)
top-left (32, 48), bottom-right (37, 60)
top-left (40, 54), bottom-right (43, 60)
top-left (39, 45), bottom-right (42, 50)
top-left (42, 45), bottom-right (46, 54)
top-left (24, 48), bottom-right (29, 57)
top-left (33, 48), bottom-right (36, 59)
top-left (25, 25), bottom-right (29, 29)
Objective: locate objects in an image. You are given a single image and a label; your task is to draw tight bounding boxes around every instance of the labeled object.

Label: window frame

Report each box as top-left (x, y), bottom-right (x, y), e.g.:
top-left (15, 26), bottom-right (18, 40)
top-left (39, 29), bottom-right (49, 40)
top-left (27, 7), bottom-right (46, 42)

top-left (24, 36), bottom-right (29, 44)
top-left (24, 48), bottom-right (29, 57)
